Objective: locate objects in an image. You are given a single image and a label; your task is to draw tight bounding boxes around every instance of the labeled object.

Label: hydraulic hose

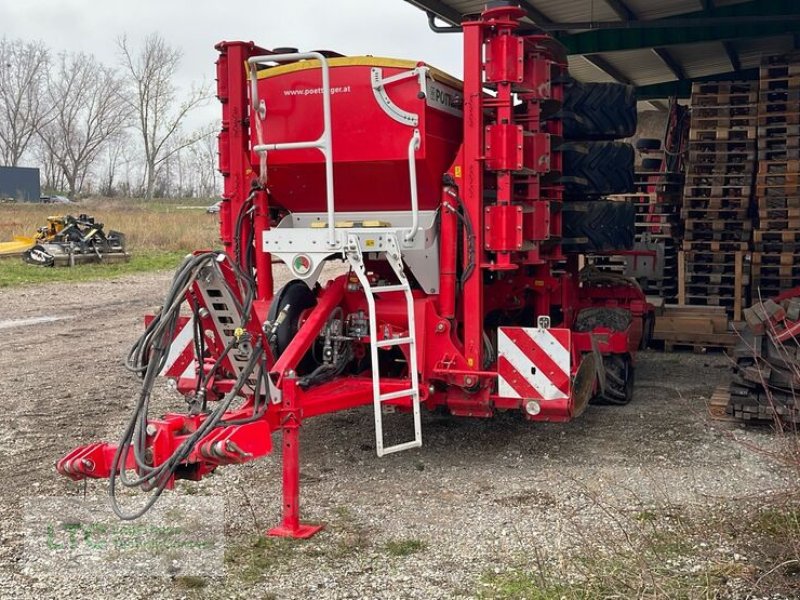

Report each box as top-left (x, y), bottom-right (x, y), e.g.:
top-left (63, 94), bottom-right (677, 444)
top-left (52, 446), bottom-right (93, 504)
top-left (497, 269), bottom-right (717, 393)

top-left (111, 251), bottom-right (261, 520)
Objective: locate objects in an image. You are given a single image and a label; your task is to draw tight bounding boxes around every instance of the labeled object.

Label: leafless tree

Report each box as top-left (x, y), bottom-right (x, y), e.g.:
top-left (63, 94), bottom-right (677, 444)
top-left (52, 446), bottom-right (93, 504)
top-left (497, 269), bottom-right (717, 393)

top-left (151, 124), bottom-right (219, 199)
top-left (189, 124), bottom-right (220, 198)
top-left (32, 136), bottom-right (65, 193)
top-left (118, 33), bottom-right (208, 199)
top-left (99, 133), bottom-right (132, 197)
top-left (37, 52), bottom-right (129, 198)
top-left (0, 38), bottom-right (50, 166)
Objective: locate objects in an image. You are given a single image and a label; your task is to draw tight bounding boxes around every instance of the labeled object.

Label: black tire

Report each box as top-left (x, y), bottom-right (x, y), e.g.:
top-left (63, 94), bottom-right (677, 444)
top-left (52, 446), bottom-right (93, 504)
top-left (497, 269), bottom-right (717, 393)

top-left (562, 200), bottom-right (635, 253)
top-left (23, 244), bottom-right (55, 267)
top-left (636, 138), bottom-right (661, 151)
top-left (574, 310), bottom-right (636, 406)
top-left (574, 307), bottom-right (633, 333)
top-left (592, 354), bottom-right (634, 405)
top-left (561, 141), bottom-right (635, 197)
top-left (640, 158), bottom-right (663, 172)
top-left (267, 280), bottom-right (317, 371)
top-left (560, 80), bottom-right (637, 140)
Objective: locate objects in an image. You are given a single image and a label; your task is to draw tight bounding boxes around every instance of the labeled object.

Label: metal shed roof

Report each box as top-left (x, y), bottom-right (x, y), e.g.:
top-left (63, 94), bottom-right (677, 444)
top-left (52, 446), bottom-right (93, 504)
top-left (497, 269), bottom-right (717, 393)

top-left (404, 0), bottom-right (800, 100)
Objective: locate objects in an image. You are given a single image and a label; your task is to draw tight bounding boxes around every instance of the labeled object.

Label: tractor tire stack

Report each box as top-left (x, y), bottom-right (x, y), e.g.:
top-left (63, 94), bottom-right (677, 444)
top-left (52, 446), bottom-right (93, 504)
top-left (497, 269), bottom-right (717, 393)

top-left (558, 80), bottom-right (637, 253)
top-left (752, 52), bottom-right (800, 301)
top-left (681, 81), bottom-right (758, 319)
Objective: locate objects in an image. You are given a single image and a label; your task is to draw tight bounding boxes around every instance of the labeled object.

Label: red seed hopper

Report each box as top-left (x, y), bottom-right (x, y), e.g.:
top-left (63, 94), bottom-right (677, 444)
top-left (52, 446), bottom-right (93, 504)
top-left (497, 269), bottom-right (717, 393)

top-left (252, 57), bottom-right (463, 214)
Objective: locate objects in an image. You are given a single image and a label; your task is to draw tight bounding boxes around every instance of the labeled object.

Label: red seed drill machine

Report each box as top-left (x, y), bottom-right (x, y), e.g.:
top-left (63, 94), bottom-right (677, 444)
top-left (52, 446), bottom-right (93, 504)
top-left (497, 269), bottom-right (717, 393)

top-left (57, 3), bottom-right (652, 538)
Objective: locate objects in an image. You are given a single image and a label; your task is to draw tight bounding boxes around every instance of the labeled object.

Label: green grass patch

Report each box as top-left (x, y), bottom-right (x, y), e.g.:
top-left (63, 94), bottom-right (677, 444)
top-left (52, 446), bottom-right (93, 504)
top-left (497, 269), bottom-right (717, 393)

top-left (635, 509), bottom-right (658, 522)
top-left (478, 507), bottom-right (752, 600)
top-left (479, 571), bottom-right (601, 600)
top-left (224, 535), bottom-right (297, 585)
top-left (0, 251), bottom-right (187, 287)
top-left (384, 538), bottom-right (427, 557)
top-left (753, 506), bottom-right (800, 538)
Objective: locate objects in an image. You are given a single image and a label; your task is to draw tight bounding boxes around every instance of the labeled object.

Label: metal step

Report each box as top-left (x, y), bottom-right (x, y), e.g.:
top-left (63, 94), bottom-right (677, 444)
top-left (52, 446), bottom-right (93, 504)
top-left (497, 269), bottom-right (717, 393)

top-left (376, 336), bottom-right (413, 348)
top-left (372, 284), bottom-right (407, 293)
top-left (379, 388), bottom-right (415, 402)
top-left (381, 440), bottom-right (421, 455)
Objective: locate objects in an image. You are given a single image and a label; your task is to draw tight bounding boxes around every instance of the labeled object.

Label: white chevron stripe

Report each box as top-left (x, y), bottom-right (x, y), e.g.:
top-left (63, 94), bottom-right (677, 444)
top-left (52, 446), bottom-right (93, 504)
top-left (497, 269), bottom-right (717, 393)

top-left (525, 328), bottom-right (570, 373)
top-left (498, 329), bottom-right (568, 401)
top-left (497, 372), bottom-right (520, 399)
top-left (180, 360), bottom-right (197, 380)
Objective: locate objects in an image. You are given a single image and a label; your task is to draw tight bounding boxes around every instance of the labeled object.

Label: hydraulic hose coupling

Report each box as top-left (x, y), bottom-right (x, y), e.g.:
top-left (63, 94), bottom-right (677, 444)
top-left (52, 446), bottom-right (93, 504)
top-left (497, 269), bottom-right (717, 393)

top-left (233, 327), bottom-right (251, 348)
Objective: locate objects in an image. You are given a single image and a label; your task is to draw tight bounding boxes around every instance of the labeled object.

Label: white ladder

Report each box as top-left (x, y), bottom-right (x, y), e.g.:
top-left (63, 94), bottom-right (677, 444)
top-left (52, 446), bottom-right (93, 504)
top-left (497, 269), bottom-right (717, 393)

top-left (346, 233), bottom-right (422, 457)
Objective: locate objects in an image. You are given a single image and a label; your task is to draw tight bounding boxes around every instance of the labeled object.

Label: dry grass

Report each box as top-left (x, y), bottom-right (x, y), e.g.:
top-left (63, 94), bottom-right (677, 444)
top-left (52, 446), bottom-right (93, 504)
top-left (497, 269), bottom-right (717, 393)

top-left (0, 197), bottom-right (220, 253)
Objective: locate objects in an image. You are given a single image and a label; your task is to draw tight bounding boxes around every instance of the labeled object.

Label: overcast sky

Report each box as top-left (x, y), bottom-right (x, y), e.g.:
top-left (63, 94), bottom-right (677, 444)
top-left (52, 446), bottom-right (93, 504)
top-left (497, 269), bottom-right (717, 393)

top-left (1, 0), bottom-right (463, 129)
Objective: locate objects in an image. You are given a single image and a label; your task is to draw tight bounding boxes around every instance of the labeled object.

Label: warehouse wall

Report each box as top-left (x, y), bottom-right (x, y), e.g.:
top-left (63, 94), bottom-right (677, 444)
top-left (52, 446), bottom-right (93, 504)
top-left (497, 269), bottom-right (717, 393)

top-left (637, 109), bottom-right (668, 140)
top-left (0, 166), bottom-right (41, 201)
top-left (631, 109), bottom-right (668, 165)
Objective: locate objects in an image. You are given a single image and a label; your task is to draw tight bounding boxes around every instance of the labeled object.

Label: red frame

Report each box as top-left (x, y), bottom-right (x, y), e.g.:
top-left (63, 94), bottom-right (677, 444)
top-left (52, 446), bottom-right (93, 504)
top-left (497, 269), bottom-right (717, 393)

top-left (58, 8), bottom-right (653, 538)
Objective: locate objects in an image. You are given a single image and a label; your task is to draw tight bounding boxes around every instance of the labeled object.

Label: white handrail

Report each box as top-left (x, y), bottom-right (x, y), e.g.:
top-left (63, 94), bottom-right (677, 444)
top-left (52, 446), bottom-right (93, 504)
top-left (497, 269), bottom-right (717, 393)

top-left (248, 52), bottom-right (336, 246)
top-left (405, 129), bottom-right (421, 243)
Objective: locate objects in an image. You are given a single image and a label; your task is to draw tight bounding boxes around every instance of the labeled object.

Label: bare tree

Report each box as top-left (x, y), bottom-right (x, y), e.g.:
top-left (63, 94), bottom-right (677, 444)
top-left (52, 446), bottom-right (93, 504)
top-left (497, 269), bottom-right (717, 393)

top-left (32, 136), bottom-right (65, 193)
top-left (37, 52), bottom-right (129, 198)
top-left (153, 125), bottom-right (220, 199)
top-left (0, 38), bottom-right (50, 166)
top-left (189, 124), bottom-right (220, 198)
top-left (99, 133), bottom-right (131, 196)
top-left (118, 33), bottom-right (208, 199)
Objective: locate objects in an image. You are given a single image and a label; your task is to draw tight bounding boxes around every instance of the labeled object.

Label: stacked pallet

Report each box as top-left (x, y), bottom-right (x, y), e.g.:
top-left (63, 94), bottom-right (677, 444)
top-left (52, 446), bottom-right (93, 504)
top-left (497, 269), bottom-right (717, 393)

top-left (720, 295), bottom-right (800, 424)
top-left (595, 141), bottom-right (683, 301)
top-left (632, 144), bottom-right (683, 301)
top-left (752, 52), bottom-right (800, 300)
top-left (651, 304), bottom-right (737, 352)
top-left (680, 81), bottom-right (757, 320)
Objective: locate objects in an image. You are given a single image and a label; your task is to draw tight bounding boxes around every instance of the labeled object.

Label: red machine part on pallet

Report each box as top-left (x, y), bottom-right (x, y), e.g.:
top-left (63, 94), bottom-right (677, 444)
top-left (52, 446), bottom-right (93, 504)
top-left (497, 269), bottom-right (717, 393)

top-left (57, 5), bottom-right (651, 538)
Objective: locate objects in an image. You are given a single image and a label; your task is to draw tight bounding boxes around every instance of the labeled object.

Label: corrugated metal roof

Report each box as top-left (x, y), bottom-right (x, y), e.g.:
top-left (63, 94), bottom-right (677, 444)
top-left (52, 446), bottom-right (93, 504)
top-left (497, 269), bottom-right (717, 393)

top-left (436, 0), bottom-right (486, 16)
top-left (421, 0), bottom-right (753, 23)
top-left (667, 42), bottom-right (734, 79)
top-left (598, 48), bottom-right (678, 86)
top-left (529, 0), bottom-right (619, 23)
top-left (409, 0), bottom-right (800, 97)
top-left (621, 0), bottom-right (702, 19)
top-left (736, 35), bottom-right (796, 69)
top-left (714, 0), bottom-right (755, 6)
top-left (566, 56), bottom-right (619, 83)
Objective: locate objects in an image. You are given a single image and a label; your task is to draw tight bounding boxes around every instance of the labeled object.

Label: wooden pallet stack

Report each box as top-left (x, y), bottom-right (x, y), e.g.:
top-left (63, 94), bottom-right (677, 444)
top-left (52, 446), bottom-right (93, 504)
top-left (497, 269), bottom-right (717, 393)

top-left (631, 148), bottom-right (683, 301)
top-left (752, 52), bottom-right (800, 301)
top-left (651, 304), bottom-right (737, 353)
top-left (680, 81), bottom-right (758, 320)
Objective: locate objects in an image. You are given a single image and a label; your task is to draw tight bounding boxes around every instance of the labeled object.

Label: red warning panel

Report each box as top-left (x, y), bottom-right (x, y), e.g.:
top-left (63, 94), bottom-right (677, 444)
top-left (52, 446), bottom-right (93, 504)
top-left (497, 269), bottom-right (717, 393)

top-left (497, 327), bottom-right (571, 401)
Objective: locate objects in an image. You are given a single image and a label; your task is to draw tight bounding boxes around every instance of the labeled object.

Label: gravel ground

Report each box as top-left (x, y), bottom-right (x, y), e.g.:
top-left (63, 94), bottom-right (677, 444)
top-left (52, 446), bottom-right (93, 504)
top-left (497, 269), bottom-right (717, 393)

top-left (0, 270), bottom-right (794, 599)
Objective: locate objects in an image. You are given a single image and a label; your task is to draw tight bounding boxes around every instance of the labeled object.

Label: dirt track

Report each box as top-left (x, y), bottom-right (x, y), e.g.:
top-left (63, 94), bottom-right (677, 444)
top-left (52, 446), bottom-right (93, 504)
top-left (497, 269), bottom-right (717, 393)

top-left (0, 272), bottom-right (794, 599)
